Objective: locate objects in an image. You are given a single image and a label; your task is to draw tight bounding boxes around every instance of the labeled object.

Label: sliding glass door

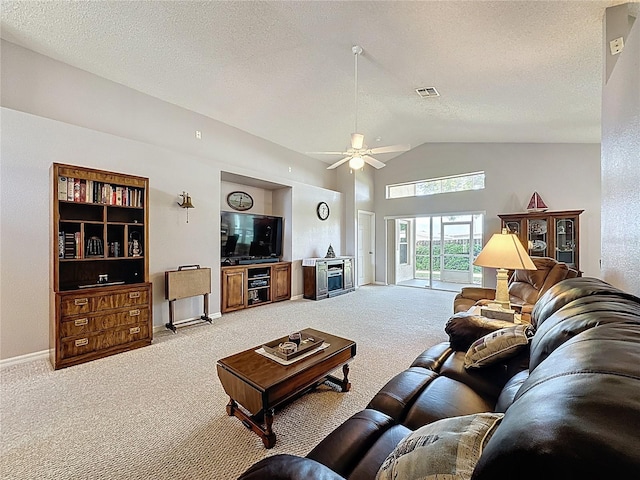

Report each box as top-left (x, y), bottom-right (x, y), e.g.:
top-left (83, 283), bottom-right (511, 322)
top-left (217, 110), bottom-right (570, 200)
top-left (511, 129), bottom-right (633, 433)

top-left (396, 214), bottom-right (483, 291)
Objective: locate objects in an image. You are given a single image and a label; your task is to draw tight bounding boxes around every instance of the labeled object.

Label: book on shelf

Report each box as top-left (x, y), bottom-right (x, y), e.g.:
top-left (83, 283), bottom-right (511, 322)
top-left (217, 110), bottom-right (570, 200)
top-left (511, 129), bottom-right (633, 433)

top-left (73, 179), bottom-right (81, 202)
top-left (67, 177), bottom-right (74, 201)
top-left (58, 232), bottom-right (64, 258)
top-left (74, 232), bottom-right (82, 259)
top-left (64, 233), bottom-right (76, 259)
top-left (80, 180), bottom-right (86, 203)
top-left (58, 177), bottom-right (68, 201)
top-left (57, 176), bottom-right (143, 207)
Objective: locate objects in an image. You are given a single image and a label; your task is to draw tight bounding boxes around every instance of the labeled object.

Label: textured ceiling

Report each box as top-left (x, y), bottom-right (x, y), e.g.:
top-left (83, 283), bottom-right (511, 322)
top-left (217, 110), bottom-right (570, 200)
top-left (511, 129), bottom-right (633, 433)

top-left (1, 1), bottom-right (634, 165)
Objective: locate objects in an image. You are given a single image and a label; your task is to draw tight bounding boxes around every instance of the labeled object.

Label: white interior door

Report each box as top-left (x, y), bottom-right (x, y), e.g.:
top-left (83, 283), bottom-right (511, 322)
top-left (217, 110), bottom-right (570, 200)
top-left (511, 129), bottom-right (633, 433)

top-left (357, 211), bottom-right (375, 285)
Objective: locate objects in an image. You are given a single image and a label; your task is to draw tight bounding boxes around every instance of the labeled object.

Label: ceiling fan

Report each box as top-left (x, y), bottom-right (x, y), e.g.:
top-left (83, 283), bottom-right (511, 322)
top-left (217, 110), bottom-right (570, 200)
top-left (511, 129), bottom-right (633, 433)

top-left (308, 45), bottom-right (411, 170)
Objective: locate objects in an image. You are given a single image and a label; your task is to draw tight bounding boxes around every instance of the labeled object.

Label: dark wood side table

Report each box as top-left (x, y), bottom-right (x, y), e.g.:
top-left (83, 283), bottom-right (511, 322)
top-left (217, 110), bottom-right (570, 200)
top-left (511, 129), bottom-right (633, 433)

top-left (216, 328), bottom-right (356, 448)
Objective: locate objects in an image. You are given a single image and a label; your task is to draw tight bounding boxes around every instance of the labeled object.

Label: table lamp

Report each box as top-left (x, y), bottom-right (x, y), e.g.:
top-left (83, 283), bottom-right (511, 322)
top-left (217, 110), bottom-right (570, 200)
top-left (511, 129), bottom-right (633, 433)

top-left (474, 228), bottom-right (536, 309)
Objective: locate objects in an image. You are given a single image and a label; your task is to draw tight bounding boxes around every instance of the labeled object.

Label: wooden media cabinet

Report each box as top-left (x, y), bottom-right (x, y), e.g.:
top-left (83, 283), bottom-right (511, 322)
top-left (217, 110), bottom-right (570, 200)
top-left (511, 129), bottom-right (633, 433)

top-left (221, 261), bottom-right (291, 313)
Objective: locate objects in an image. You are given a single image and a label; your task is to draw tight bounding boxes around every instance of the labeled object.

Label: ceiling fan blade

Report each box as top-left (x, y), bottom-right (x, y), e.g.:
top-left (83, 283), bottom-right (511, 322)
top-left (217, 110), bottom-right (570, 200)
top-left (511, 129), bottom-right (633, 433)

top-left (326, 156), bottom-right (353, 170)
top-left (363, 155), bottom-right (386, 169)
top-left (351, 133), bottom-right (365, 150)
top-left (367, 144), bottom-right (411, 155)
top-left (306, 151), bottom-right (349, 155)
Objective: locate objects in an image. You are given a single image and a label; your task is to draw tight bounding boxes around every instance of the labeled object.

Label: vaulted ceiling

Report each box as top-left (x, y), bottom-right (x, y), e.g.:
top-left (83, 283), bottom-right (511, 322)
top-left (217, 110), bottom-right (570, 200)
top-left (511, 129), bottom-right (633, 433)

top-left (1, 1), bottom-right (633, 166)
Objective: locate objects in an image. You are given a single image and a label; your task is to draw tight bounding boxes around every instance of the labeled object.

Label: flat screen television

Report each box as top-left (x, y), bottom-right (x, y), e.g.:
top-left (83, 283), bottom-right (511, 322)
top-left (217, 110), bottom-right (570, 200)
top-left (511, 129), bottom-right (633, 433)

top-left (221, 211), bottom-right (283, 260)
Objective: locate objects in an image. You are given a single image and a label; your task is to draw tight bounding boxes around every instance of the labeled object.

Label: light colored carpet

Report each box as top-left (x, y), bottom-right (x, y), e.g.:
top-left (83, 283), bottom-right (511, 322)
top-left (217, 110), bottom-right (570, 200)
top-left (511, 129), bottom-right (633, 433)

top-left (0, 285), bottom-right (456, 480)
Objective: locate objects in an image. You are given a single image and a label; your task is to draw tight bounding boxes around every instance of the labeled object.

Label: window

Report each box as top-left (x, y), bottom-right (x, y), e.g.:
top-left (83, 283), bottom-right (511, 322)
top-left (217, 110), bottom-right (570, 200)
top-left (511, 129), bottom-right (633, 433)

top-left (399, 221), bottom-right (409, 265)
top-left (387, 171), bottom-right (485, 199)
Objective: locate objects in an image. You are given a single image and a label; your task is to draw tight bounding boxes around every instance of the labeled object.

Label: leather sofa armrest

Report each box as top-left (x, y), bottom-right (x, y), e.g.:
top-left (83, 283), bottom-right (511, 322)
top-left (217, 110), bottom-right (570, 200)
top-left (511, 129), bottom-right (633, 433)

top-left (454, 287), bottom-right (498, 314)
top-left (237, 454), bottom-right (346, 480)
top-left (307, 409), bottom-right (395, 477)
top-left (456, 287), bottom-right (497, 302)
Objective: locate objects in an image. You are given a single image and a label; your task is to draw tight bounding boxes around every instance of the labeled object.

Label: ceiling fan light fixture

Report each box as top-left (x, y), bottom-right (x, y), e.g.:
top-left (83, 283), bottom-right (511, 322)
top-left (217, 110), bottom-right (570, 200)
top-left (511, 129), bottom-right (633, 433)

top-left (351, 133), bottom-right (365, 150)
top-left (317, 45), bottom-right (409, 170)
top-left (349, 156), bottom-right (365, 170)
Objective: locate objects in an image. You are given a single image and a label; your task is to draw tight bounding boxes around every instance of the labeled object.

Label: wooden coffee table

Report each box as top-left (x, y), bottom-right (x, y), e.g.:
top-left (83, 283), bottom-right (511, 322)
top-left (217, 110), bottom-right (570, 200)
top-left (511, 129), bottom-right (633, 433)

top-left (216, 328), bottom-right (356, 448)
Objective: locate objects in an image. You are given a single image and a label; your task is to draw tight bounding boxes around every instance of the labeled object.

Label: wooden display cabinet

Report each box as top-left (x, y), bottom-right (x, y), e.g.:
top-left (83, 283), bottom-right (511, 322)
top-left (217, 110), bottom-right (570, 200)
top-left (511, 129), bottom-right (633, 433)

top-left (50, 163), bottom-right (152, 369)
top-left (498, 210), bottom-right (583, 270)
top-left (220, 262), bottom-right (291, 313)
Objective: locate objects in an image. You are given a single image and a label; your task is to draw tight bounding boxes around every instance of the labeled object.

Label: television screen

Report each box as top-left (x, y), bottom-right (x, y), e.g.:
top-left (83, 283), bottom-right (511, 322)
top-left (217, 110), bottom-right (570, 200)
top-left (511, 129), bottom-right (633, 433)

top-left (221, 211), bottom-right (283, 260)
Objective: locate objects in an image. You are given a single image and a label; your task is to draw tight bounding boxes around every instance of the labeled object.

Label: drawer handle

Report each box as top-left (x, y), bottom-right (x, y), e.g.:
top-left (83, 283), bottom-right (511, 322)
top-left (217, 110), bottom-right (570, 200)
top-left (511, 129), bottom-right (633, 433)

top-left (129, 309), bottom-right (140, 316)
top-left (74, 298), bottom-right (89, 306)
top-left (74, 318), bottom-right (89, 326)
top-left (129, 326), bottom-right (141, 334)
top-left (75, 338), bottom-right (89, 347)
top-left (129, 292), bottom-right (141, 299)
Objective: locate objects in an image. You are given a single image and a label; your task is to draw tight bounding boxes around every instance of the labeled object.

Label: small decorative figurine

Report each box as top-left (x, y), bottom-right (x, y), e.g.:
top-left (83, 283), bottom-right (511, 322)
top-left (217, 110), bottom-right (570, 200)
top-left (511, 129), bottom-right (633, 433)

top-left (325, 244), bottom-right (336, 258)
top-left (527, 191), bottom-right (548, 212)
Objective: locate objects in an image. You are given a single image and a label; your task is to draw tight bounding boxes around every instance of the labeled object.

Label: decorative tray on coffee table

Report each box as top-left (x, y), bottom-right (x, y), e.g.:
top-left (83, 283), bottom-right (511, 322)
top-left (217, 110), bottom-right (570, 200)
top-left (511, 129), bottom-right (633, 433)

top-left (262, 332), bottom-right (325, 361)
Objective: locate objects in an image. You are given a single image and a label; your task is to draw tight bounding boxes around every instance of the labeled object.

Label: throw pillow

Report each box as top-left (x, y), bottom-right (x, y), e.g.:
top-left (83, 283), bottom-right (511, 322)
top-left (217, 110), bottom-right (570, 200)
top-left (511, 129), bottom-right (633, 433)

top-left (376, 412), bottom-right (504, 480)
top-left (464, 324), bottom-right (534, 369)
top-left (445, 313), bottom-right (516, 351)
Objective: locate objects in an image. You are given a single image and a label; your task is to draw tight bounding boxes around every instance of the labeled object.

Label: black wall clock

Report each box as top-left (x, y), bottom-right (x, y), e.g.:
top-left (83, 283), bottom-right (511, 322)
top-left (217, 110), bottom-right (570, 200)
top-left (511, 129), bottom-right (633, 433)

top-left (317, 202), bottom-right (330, 220)
top-left (227, 191), bottom-right (254, 211)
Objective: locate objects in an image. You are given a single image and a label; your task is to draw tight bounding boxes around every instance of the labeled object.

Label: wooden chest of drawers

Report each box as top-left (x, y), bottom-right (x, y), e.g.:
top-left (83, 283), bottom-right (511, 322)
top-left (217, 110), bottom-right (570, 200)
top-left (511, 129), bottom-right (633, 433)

top-left (52, 283), bottom-right (152, 369)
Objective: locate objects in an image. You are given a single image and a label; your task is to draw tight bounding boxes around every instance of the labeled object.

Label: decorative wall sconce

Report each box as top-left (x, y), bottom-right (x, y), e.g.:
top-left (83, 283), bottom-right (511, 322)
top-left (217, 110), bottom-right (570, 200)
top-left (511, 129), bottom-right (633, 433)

top-left (177, 191), bottom-right (195, 223)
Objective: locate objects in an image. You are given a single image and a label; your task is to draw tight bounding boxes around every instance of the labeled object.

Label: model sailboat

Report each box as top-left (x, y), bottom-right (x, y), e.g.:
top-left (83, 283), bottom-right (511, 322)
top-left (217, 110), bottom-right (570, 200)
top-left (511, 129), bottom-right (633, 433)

top-left (527, 191), bottom-right (548, 212)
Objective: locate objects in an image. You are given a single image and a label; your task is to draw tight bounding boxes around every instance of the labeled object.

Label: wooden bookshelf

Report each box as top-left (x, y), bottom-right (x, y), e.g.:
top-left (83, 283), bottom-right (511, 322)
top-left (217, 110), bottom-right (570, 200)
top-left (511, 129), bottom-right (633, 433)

top-left (50, 163), bottom-right (152, 369)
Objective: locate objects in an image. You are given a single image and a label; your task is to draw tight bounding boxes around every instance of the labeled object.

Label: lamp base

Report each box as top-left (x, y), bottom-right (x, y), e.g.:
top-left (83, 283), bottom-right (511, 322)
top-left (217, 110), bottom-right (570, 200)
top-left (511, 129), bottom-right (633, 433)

top-left (494, 268), bottom-right (511, 310)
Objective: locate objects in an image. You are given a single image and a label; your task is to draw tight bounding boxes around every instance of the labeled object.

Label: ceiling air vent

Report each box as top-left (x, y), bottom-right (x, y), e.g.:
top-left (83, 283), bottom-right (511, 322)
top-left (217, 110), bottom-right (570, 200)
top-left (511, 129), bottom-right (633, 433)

top-left (416, 87), bottom-right (440, 98)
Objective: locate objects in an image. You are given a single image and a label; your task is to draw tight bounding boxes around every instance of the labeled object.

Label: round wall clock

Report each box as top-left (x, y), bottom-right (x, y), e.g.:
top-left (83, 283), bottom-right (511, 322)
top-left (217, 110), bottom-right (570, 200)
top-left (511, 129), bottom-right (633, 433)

top-left (317, 202), bottom-right (330, 221)
top-left (227, 191), bottom-right (254, 211)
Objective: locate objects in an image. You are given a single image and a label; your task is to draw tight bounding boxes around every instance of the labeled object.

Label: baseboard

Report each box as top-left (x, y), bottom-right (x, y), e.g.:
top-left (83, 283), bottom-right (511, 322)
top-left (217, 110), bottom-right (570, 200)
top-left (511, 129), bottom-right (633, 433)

top-left (291, 294), bottom-right (304, 300)
top-left (0, 349), bottom-right (50, 368)
top-left (374, 281), bottom-right (387, 285)
top-left (153, 312), bottom-right (222, 334)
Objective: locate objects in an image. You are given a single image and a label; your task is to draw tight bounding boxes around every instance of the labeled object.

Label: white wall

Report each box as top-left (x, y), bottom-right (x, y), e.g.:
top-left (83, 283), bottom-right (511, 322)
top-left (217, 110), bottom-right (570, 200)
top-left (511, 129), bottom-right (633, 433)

top-left (0, 41), bottom-right (334, 189)
top-left (374, 143), bottom-right (602, 286)
top-left (0, 41), bottom-right (340, 360)
top-left (290, 185), bottom-right (343, 294)
top-left (602, 4), bottom-right (640, 295)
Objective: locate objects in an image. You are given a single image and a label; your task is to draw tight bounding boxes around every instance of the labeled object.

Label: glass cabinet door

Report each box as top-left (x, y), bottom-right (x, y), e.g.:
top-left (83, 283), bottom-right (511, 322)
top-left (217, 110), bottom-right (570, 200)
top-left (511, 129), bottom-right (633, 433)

top-left (527, 219), bottom-right (548, 257)
top-left (555, 218), bottom-right (576, 267)
top-left (504, 221), bottom-right (520, 235)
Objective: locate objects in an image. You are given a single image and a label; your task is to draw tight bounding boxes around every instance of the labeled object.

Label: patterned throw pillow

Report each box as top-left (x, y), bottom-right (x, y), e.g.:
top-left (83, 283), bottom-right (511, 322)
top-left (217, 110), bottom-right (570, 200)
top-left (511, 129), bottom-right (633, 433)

top-left (464, 324), bottom-right (534, 369)
top-left (376, 412), bottom-right (504, 480)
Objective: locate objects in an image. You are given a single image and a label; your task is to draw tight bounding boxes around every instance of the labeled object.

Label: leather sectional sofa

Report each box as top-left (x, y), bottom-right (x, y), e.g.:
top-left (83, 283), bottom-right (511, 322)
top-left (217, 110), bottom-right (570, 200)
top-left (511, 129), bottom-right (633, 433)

top-left (238, 277), bottom-right (640, 479)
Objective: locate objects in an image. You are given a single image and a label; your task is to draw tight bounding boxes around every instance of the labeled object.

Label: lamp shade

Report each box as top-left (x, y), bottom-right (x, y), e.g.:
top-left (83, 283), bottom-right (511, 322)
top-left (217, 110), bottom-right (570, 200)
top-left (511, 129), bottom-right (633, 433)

top-left (474, 230), bottom-right (536, 270)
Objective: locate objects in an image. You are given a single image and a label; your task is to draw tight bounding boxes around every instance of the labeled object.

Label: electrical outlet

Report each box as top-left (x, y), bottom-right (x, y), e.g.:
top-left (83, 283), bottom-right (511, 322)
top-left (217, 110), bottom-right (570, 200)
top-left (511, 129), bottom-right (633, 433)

top-left (610, 37), bottom-right (624, 55)
top-left (195, 130), bottom-right (202, 139)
